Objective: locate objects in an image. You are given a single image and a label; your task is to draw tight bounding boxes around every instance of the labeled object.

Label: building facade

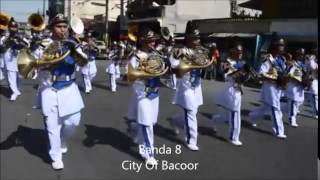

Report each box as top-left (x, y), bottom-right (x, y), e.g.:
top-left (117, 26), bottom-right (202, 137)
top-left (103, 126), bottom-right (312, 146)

top-left (126, 0), bottom-right (261, 34)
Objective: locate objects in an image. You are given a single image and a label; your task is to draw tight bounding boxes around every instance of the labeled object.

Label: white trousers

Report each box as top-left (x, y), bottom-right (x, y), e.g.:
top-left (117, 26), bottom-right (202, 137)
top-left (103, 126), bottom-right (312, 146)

top-left (227, 110), bottom-right (241, 141)
top-left (213, 109), bottom-right (241, 142)
top-left (249, 103), bottom-right (285, 136)
top-left (109, 74), bottom-right (117, 92)
top-left (45, 107), bottom-right (81, 162)
top-left (7, 70), bottom-right (21, 95)
top-left (171, 74), bottom-right (177, 89)
top-left (0, 68), bottom-right (5, 80)
top-left (83, 73), bottom-right (96, 92)
top-left (311, 94), bottom-right (318, 115)
top-left (136, 124), bottom-right (154, 159)
top-left (288, 100), bottom-right (300, 125)
top-left (173, 108), bottom-right (198, 146)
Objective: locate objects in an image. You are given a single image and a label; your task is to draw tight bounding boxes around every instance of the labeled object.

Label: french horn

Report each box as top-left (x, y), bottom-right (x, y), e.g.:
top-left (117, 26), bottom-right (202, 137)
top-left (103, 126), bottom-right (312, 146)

top-left (172, 46), bottom-right (213, 77)
top-left (127, 52), bottom-right (168, 82)
top-left (17, 41), bottom-right (71, 79)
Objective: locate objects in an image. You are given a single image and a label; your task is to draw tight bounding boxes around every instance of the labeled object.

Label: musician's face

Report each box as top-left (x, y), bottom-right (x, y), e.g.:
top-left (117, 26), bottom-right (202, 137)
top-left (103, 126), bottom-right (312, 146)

top-left (187, 38), bottom-right (200, 48)
top-left (277, 45), bottom-right (285, 53)
top-left (52, 22), bottom-right (68, 39)
top-left (236, 50), bottom-right (243, 59)
top-left (141, 40), bottom-right (155, 50)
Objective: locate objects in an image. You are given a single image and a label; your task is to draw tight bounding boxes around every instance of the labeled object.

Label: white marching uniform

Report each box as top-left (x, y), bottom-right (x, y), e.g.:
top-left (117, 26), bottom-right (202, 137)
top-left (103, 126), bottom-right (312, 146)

top-left (170, 47), bottom-right (204, 146)
top-left (249, 54), bottom-right (287, 137)
top-left (3, 46), bottom-right (22, 100)
top-left (128, 50), bottom-right (161, 160)
top-left (31, 46), bottom-right (44, 107)
top-left (40, 39), bottom-right (85, 164)
top-left (215, 59), bottom-right (247, 143)
top-left (106, 60), bottom-right (120, 92)
top-left (285, 60), bottom-right (305, 126)
top-left (306, 55), bottom-right (318, 117)
top-left (81, 48), bottom-right (97, 93)
top-left (0, 35), bottom-right (6, 80)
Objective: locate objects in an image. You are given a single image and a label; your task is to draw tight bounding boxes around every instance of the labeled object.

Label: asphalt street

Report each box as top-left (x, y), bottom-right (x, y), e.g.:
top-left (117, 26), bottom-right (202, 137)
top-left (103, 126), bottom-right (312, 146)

top-left (0, 61), bottom-right (318, 180)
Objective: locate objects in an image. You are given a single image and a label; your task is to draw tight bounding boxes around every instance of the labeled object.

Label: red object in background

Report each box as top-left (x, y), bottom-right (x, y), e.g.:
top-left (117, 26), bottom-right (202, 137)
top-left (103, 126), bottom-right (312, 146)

top-left (212, 48), bottom-right (220, 65)
top-left (119, 34), bottom-right (128, 40)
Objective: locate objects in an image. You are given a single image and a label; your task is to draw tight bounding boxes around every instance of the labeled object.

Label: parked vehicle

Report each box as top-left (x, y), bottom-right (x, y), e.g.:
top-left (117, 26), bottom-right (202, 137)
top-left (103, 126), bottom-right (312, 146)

top-left (95, 40), bottom-right (107, 59)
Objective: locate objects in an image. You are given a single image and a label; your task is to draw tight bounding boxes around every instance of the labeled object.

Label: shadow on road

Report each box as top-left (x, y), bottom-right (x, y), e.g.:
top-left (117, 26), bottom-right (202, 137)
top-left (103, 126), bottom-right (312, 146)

top-left (248, 89), bottom-right (261, 93)
top-left (198, 126), bottom-right (228, 143)
top-left (82, 124), bottom-right (141, 160)
top-left (0, 125), bottom-right (51, 164)
top-left (298, 113), bottom-right (316, 119)
top-left (0, 86), bottom-right (12, 99)
top-left (242, 120), bottom-right (274, 136)
top-left (249, 102), bottom-right (261, 107)
top-left (199, 112), bottom-right (212, 120)
top-left (92, 82), bottom-right (110, 91)
top-left (154, 124), bottom-right (185, 145)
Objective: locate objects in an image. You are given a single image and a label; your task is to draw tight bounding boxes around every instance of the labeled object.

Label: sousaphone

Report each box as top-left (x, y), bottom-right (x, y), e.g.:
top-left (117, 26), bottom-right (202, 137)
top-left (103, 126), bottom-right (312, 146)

top-left (0, 12), bottom-right (11, 30)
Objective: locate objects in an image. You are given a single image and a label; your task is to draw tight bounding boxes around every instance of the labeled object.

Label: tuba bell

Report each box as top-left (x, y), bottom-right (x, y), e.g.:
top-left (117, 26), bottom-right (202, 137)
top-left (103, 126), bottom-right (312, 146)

top-left (128, 24), bottom-right (138, 42)
top-left (28, 13), bottom-right (45, 32)
top-left (0, 12), bottom-right (11, 30)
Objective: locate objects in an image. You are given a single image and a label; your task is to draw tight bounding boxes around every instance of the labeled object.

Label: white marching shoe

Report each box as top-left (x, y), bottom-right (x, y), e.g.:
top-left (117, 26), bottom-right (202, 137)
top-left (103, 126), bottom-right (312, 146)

top-left (145, 157), bottom-right (158, 166)
top-left (229, 140), bottom-right (243, 146)
top-left (61, 146), bottom-right (68, 154)
top-left (52, 160), bottom-right (64, 170)
top-left (290, 123), bottom-right (299, 128)
top-left (276, 134), bottom-right (287, 139)
top-left (186, 143), bottom-right (199, 151)
top-left (9, 93), bottom-right (20, 101)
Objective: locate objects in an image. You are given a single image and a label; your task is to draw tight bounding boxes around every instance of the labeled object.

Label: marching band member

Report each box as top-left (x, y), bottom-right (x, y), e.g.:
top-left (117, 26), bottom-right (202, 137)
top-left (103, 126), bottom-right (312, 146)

top-left (127, 26), bottom-right (167, 165)
top-left (305, 47), bottom-right (318, 119)
top-left (29, 14), bottom-right (88, 170)
top-left (106, 42), bottom-right (121, 92)
top-left (3, 18), bottom-right (29, 101)
top-left (28, 14), bottom-right (47, 108)
top-left (249, 38), bottom-right (287, 139)
top-left (213, 44), bottom-right (255, 146)
top-left (156, 27), bottom-right (176, 90)
top-left (0, 14), bottom-right (8, 81)
top-left (0, 28), bottom-right (6, 81)
top-left (81, 32), bottom-right (97, 94)
top-left (285, 48), bottom-right (307, 127)
top-left (169, 25), bottom-right (212, 151)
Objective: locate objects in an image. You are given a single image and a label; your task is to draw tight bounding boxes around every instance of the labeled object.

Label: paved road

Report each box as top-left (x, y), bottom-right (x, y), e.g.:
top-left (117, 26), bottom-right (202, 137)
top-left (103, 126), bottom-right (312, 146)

top-left (0, 61), bottom-right (318, 180)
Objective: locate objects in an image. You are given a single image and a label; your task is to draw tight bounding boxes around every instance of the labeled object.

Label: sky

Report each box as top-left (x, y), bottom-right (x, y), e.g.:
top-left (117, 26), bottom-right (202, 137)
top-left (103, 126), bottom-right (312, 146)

top-left (0, 0), bottom-right (48, 22)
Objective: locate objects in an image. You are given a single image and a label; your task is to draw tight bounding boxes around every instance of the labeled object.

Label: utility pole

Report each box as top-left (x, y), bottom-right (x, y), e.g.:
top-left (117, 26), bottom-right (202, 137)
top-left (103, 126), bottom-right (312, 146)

top-left (43, 0), bottom-right (46, 17)
top-left (68, 0), bottom-right (72, 21)
top-left (120, 0), bottom-right (124, 16)
top-left (91, 1), bottom-right (109, 47)
top-left (105, 0), bottom-right (109, 47)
